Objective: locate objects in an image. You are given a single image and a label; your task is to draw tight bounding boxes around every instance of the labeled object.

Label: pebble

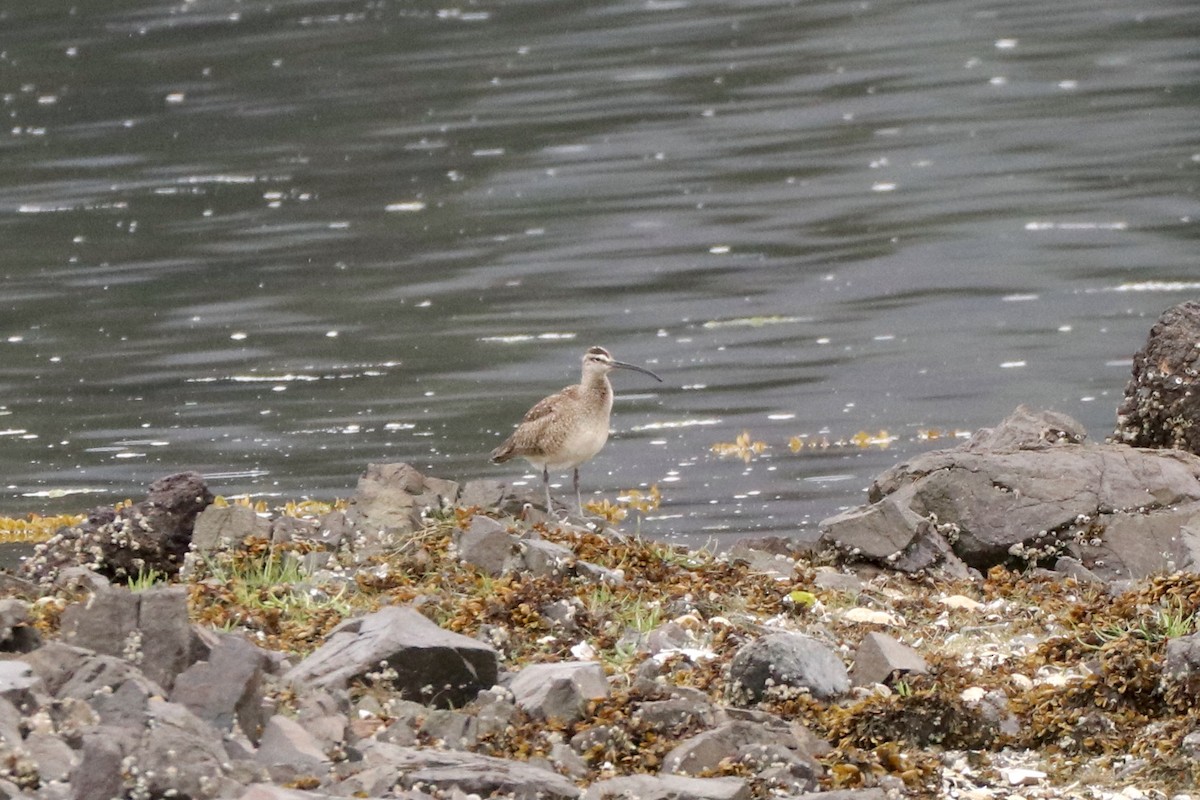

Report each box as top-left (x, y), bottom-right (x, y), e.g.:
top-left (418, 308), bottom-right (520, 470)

top-left (960, 686), bottom-right (986, 702)
top-left (942, 594), bottom-right (984, 611)
top-left (843, 607), bottom-right (905, 626)
top-left (999, 767), bottom-right (1046, 786)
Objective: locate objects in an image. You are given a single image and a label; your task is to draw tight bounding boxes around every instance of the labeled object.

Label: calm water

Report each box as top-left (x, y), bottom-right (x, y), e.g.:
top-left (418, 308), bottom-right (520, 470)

top-left (1, 0), bottom-right (1197, 546)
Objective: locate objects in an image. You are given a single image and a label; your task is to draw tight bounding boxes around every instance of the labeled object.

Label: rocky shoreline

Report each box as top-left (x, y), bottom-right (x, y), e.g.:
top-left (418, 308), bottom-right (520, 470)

top-left (1, 303), bottom-right (1200, 800)
top-left (0, 436), bottom-right (1195, 800)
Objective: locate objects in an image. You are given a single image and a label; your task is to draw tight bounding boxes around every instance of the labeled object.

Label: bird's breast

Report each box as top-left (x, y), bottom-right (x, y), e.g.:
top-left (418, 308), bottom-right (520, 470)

top-left (545, 417), bottom-right (611, 469)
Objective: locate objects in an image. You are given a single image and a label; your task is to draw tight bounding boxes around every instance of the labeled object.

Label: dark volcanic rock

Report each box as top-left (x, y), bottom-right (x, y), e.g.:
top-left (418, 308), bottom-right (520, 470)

top-left (22, 471), bottom-right (213, 584)
top-left (284, 605), bottom-right (498, 707)
top-left (821, 406), bottom-right (1200, 580)
top-left (1114, 300), bottom-right (1200, 454)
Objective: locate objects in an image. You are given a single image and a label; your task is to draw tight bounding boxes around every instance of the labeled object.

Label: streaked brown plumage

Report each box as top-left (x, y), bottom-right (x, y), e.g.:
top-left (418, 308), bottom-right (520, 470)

top-left (491, 346), bottom-right (662, 514)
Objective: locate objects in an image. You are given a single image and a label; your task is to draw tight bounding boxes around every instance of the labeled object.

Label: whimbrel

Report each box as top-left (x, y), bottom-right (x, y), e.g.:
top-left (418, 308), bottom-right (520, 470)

top-left (490, 346), bottom-right (662, 514)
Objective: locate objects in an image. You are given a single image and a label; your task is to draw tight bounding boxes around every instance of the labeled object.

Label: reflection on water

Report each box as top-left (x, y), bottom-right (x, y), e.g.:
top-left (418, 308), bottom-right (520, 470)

top-left (1, 0), bottom-right (1197, 546)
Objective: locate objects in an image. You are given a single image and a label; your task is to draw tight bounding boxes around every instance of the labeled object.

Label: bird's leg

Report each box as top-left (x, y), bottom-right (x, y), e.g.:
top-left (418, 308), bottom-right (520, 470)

top-left (574, 467), bottom-right (583, 516)
top-left (543, 467), bottom-right (553, 512)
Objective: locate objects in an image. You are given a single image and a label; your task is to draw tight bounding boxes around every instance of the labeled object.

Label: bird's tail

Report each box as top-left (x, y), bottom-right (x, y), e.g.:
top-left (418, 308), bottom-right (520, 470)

top-left (489, 442), bottom-right (513, 463)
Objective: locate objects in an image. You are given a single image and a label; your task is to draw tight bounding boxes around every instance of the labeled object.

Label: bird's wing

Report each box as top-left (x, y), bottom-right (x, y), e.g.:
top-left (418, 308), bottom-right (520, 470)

top-left (519, 385), bottom-right (576, 424)
top-left (490, 385), bottom-right (579, 462)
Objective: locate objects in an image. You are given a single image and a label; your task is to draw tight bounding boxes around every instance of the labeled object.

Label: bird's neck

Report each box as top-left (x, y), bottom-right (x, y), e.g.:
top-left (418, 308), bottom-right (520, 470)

top-left (581, 372), bottom-right (613, 412)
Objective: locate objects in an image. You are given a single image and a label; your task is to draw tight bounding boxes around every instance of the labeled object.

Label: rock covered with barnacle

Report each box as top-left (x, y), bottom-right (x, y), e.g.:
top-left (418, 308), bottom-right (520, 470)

top-left (20, 471), bottom-right (213, 585)
top-left (1114, 299), bottom-right (1200, 454)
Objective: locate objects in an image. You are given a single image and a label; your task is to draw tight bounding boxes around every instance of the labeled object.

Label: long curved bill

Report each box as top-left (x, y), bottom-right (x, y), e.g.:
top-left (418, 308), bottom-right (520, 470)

top-left (611, 360), bottom-right (663, 382)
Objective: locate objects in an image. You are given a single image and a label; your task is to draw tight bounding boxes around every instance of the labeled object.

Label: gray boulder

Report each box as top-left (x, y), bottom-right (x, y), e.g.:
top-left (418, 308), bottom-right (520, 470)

top-left (0, 599), bottom-right (39, 653)
top-left (348, 462), bottom-right (459, 536)
top-left (584, 774), bottom-right (750, 800)
top-left (458, 478), bottom-right (543, 516)
top-left (0, 696), bottom-right (23, 748)
top-left (59, 584), bottom-right (192, 691)
top-left (509, 661), bottom-right (609, 723)
top-left (850, 632), bottom-right (929, 687)
top-left (418, 708), bottom-right (478, 749)
top-left (1165, 632), bottom-right (1200, 700)
top-left (1115, 301), bottom-right (1200, 454)
top-left (255, 714), bottom-right (330, 775)
top-left (821, 406), bottom-right (1200, 579)
top-left (351, 741), bottom-right (579, 799)
top-left (171, 632), bottom-right (272, 740)
top-left (634, 697), bottom-right (717, 734)
top-left (0, 661), bottom-right (40, 713)
top-left (192, 504), bottom-right (272, 552)
top-left (237, 787), bottom-right (338, 800)
top-left (790, 791), bottom-right (888, 800)
top-left (729, 633), bottom-right (849, 702)
top-left (132, 698), bottom-right (244, 799)
top-left (70, 732), bottom-right (126, 800)
top-left (661, 719), bottom-right (820, 791)
top-left (25, 729), bottom-right (76, 782)
top-left (455, 515), bottom-right (517, 575)
top-left (284, 605), bottom-right (498, 707)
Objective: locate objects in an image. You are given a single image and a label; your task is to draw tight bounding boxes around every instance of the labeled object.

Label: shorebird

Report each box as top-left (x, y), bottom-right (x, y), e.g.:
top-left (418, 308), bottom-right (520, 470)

top-left (490, 346), bottom-right (662, 514)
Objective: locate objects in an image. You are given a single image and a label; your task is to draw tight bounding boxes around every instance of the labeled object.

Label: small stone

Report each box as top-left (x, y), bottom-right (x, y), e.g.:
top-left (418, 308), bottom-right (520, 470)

top-left (843, 607), bottom-right (905, 627)
top-left (812, 571), bottom-right (864, 594)
top-left (940, 594), bottom-right (983, 611)
top-left (999, 767), bottom-right (1046, 786)
top-left (1010, 674), bottom-right (1034, 692)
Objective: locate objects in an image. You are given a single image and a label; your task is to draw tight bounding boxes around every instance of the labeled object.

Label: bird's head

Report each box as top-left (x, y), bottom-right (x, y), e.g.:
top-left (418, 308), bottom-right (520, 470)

top-left (582, 346), bottom-right (662, 382)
